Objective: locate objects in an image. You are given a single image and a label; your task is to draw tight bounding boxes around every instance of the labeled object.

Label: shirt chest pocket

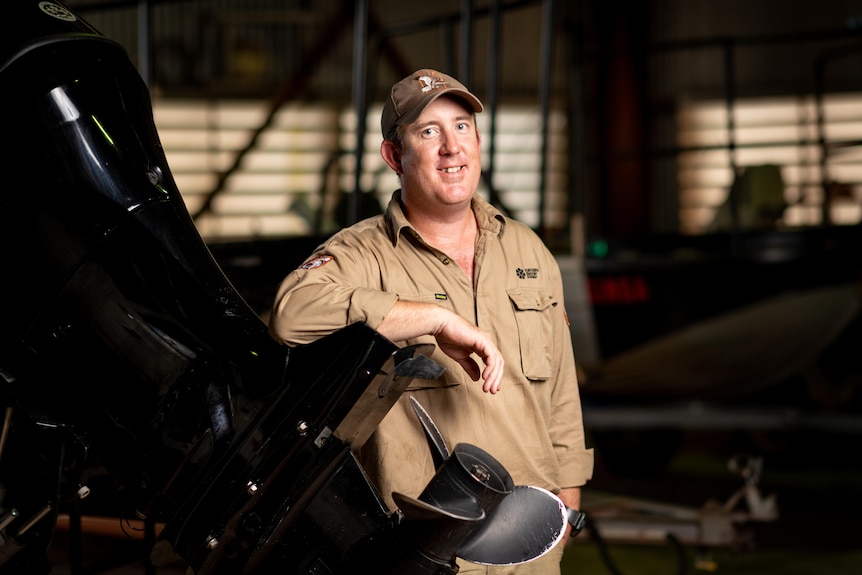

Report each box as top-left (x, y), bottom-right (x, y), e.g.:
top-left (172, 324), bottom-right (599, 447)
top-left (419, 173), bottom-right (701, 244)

top-left (507, 287), bottom-right (556, 381)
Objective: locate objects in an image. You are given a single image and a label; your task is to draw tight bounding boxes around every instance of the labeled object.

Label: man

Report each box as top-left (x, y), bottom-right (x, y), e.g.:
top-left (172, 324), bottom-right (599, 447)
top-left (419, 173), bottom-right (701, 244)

top-left (269, 69), bottom-right (593, 574)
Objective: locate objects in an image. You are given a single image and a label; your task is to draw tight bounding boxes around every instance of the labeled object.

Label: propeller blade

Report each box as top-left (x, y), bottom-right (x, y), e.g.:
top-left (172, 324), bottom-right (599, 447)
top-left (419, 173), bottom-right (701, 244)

top-left (390, 442), bottom-right (513, 566)
top-left (409, 396), bottom-right (450, 469)
top-left (457, 485), bottom-right (566, 565)
top-left (393, 491), bottom-right (484, 522)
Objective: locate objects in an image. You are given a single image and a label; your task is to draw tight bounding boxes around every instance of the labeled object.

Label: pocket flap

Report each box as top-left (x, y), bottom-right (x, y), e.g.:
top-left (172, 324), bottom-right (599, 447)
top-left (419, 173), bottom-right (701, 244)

top-left (507, 287), bottom-right (555, 311)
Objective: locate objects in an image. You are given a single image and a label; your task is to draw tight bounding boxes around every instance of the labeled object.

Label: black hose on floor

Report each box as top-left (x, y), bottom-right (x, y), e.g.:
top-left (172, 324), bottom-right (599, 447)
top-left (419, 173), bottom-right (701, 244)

top-left (584, 514), bottom-right (688, 575)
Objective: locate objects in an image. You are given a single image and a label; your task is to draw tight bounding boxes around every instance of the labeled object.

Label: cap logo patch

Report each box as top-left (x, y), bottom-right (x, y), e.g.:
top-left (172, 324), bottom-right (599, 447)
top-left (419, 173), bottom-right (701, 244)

top-left (417, 74), bottom-right (448, 94)
top-left (300, 254), bottom-right (334, 270)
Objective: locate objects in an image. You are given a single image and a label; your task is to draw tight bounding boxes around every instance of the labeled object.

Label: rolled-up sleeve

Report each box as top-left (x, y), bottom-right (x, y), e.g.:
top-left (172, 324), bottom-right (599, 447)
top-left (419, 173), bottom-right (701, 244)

top-left (548, 259), bottom-right (595, 488)
top-left (268, 235), bottom-right (399, 346)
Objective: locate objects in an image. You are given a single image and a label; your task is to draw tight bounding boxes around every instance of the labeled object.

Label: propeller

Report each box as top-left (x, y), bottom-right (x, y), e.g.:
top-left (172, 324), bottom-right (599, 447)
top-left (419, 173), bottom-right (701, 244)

top-left (389, 397), bottom-right (567, 571)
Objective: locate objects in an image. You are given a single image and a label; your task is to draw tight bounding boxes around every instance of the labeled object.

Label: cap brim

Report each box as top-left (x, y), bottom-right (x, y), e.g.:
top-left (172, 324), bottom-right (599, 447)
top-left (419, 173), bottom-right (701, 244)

top-left (397, 88), bottom-right (484, 128)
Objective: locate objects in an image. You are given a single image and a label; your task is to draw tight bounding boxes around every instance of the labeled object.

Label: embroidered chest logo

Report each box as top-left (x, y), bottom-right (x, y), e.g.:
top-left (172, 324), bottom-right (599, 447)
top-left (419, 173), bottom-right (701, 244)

top-left (516, 268), bottom-right (539, 279)
top-left (417, 74), bottom-right (448, 94)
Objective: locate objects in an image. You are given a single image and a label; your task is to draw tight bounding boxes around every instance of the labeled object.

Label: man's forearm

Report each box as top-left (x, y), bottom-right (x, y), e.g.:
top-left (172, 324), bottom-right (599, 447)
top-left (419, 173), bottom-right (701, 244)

top-left (559, 486), bottom-right (583, 542)
top-left (376, 300), bottom-right (446, 341)
top-left (558, 486), bottom-right (581, 511)
top-left (377, 300), bottom-right (504, 394)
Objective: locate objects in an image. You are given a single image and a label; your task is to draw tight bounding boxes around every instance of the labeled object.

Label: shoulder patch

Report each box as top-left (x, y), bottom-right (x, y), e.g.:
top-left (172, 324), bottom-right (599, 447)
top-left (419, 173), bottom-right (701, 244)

top-left (300, 254), bottom-right (334, 270)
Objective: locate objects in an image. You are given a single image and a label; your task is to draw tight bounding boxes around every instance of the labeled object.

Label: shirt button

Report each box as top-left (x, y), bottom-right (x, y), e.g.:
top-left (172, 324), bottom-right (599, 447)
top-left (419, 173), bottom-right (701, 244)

top-left (442, 258), bottom-right (450, 264)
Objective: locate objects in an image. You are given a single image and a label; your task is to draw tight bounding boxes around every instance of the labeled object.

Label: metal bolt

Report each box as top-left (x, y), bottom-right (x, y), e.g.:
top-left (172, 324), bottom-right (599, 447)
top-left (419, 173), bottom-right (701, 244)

top-left (77, 485), bottom-right (90, 499)
top-left (0, 509), bottom-right (19, 531)
top-left (313, 427), bottom-right (333, 448)
top-left (206, 536), bottom-right (219, 550)
top-left (297, 421), bottom-right (309, 435)
top-left (470, 463), bottom-right (491, 483)
top-left (247, 481), bottom-right (258, 495)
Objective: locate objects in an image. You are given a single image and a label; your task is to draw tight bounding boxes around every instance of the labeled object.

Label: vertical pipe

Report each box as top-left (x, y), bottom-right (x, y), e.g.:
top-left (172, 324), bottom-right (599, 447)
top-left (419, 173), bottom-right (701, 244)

top-left (486, 0), bottom-right (501, 206)
top-left (723, 39), bottom-right (739, 237)
top-left (351, 0), bottom-right (370, 225)
top-left (537, 0), bottom-right (556, 237)
top-left (815, 56), bottom-right (831, 227)
top-left (67, 497), bottom-right (85, 575)
top-left (460, 0), bottom-right (474, 85)
top-left (144, 515), bottom-right (156, 575)
top-left (442, 20), bottom-right (457, 75)
top-left (564, 0), bottom-right (588, 255)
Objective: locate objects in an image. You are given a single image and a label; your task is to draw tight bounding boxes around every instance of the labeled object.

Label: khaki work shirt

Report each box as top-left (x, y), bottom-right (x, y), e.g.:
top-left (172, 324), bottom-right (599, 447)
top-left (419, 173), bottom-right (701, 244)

top-left (270, 192), bottom-right (593, 508)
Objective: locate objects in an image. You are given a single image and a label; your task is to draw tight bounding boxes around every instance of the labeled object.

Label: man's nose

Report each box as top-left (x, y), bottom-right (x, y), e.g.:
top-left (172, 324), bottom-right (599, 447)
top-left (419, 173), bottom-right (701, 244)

top-left (440, 130), bottom-right (461, 154)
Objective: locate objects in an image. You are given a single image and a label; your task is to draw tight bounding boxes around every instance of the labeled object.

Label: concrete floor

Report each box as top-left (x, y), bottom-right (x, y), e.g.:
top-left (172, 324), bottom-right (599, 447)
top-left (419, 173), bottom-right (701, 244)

top-left (565, 428), bottom-right (862, 575)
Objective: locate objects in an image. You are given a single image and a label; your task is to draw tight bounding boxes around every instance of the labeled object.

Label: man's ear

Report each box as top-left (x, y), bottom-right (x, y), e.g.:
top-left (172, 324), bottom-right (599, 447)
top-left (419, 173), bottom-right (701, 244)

top-left (380, 140), bottom-right (402, 174)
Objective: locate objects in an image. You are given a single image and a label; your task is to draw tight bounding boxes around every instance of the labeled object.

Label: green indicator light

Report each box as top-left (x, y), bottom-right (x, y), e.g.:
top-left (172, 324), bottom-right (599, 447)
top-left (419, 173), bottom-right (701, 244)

top-left (588, 240), bottom-right (609, 258)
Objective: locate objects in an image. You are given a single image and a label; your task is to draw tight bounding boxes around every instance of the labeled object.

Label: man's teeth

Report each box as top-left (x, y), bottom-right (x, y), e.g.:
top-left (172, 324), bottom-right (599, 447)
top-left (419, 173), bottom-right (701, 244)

top-left (442, 167), bottom-right (461, 173)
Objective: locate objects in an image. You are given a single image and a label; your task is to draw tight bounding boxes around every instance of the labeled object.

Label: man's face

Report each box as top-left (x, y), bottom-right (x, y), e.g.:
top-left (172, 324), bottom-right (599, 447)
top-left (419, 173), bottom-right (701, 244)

top-left (393, 96), bottom-right (482, 214)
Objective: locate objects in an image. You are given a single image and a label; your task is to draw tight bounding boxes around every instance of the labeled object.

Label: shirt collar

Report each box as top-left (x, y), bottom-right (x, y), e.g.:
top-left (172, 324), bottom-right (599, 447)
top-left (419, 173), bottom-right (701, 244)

top-left (384, 190), bottom-right (506, 247)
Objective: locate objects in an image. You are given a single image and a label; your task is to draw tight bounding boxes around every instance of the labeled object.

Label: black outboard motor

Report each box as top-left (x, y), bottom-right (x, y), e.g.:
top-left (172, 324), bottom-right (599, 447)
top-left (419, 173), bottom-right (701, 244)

top-left (0, 2), bottom-right (566, 574)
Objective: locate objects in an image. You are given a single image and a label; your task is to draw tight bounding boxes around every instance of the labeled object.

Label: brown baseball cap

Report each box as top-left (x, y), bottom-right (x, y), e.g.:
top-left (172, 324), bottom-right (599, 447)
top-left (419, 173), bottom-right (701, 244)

top-left (381, 69), bottom-right (484, 140)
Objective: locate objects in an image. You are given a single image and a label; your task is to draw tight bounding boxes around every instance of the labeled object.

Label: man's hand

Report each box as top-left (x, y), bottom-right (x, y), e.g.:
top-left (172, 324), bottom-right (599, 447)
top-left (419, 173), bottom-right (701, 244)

top-left (433, 312), bottom-right (503, 393)
top-left (377, 301), bottom-right (503, 393)
top-left (557, 486), bottom-right (583, 544)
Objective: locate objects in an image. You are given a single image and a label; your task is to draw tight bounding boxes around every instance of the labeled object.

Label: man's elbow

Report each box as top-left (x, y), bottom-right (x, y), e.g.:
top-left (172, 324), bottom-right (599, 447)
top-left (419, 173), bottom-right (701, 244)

top-left (267, 317), bottom-right (297, 346)
top-left (268, 304), bottom-right (345, 347)
top-left (267, 301), bottom-right (313, 346)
